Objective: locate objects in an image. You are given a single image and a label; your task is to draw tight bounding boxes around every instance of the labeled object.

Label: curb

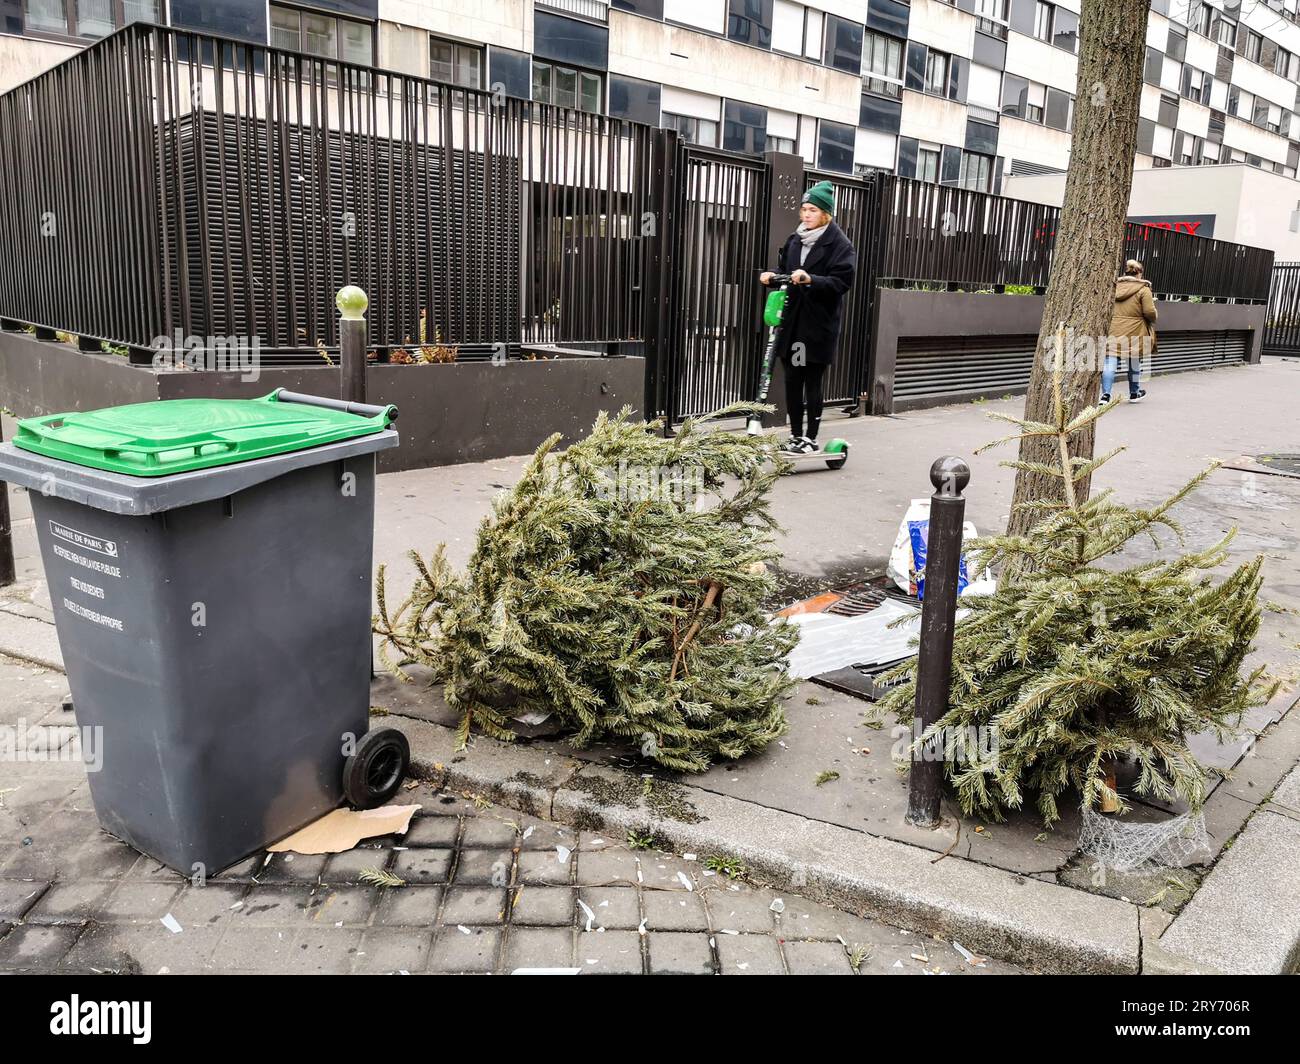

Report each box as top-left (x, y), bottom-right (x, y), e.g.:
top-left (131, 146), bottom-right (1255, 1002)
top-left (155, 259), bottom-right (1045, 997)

top-left (389, 715), bottom-right (1144, 974)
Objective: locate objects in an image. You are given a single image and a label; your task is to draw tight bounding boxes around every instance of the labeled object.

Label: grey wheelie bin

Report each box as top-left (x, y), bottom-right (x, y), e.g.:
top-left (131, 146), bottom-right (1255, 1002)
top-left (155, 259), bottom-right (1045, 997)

top-left (0, 389), bottom-right (408, 876)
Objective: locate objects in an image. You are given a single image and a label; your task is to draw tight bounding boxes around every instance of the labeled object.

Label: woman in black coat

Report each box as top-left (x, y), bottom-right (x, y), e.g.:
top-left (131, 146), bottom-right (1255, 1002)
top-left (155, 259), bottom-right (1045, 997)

top-left (760, 180), bottom-right (857, 454)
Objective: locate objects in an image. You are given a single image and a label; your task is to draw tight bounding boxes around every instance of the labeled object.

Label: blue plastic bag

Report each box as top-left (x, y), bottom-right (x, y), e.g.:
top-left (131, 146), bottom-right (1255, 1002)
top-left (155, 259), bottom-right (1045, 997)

top-left (908, 519), bottom-right (970, 601)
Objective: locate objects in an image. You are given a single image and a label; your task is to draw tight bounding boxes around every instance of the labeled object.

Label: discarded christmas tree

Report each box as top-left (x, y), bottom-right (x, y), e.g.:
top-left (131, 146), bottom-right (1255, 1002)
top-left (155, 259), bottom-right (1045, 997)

top-left (880, 367), bottom-right (1277, 825)
top-left (375, 405), bottom-right (797, 772)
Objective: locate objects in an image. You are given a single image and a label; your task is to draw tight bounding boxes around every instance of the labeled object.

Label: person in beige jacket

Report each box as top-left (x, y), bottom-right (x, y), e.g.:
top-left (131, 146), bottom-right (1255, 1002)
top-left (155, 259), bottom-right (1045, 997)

top-left (1102, 259), bottom-right (1156, 403)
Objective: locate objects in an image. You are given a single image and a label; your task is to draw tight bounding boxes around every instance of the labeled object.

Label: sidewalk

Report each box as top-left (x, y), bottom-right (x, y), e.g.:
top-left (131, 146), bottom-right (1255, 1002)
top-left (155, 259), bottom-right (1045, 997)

top-left (3, 357), bottom-right (1299, 972)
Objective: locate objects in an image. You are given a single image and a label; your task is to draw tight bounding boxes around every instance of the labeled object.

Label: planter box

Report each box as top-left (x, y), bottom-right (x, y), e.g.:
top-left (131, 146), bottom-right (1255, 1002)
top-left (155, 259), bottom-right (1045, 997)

top-left (0, 328), bottom-right (643, 471)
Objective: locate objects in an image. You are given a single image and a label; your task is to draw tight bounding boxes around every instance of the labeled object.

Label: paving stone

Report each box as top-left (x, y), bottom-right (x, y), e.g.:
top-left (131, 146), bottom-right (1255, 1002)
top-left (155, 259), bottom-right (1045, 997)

top-left (215, 855), bottom-right (263, 881)
top-left (643, 890), bottom-right (708, 931)
top-left (25, 881), bottom-right (111, 923)
top-left (782, 939), bottom-right (854, 975)
top-left (647, 931), bottom-right (714, 975)
top-left (775, 896), bottom-right (889, 943)
top-left (322, 846), bottom-right (394, 883)
top-left (373, 885), bottom-right (442, 928)
top-left (229, 887), bottom-right (314, 926)
top-left (287, 928), bottom-right (364, 974)
top-left (164, 884), bottom-right (248, 929)
top-left (574, 929), bottom-right (643, 974)
top-left (441, 887), bottom-right (508, 926)
top-left (354, 928), bottom-right (434, 974)
top-left (404, 816), bottom-right (461, 848)
top-left (0, 841), bottom-right (60, 879)
top-left (509, 886), bottom-right (575, 927)
top-left (704, 889), bottom-right (776, 934)
top-left (517, 818), bottom-right (577, 851)
top-left (716, 933), bottom-right (784, 975)
top-left (636, 854), bottom-right (700, 891)
top-left (208, 926), bottom-right (304, 972)
top-left (578, 886), bottom-right (640, 930)
top-left (97, 881), bottom-right (183, 922)
top-left (125, 856), bottom-right (192, 883)
top-left (0, 923), bottom-right (82, 969)
top-left (573, 848), bottom-right (640, 886)
top-left (23, 809), bottom-right (99, 850)
top-left (453, 848), bottom-right (514, 887)
top-left (504, 927), bottom-right (574, 972)
top-left (461, 818), bottom-right (520, 848)
top-left (578, 831), bottom-right (617, 852)
top-left (302, 887), bottom-right (376, 928)
top-left (257, 852), bottom-right (327, 883)
top-left (61, 921), bottom-right (223, 975)
top-left (390, 848), bottom-right (453, 884)
top-left (427, 926), bottom-right (501, 973)
top-left (58, 834), bottom-right (141, 879)
top-left (517, 849), bottom-right (574, 886)
top-left (0, 880), bottom-right (47, 921)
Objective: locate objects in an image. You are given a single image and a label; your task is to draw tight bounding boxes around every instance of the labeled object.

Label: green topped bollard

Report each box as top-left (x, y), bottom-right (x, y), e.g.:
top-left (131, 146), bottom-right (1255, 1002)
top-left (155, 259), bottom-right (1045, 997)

top-left (337, 284), bottom-right (368, 407)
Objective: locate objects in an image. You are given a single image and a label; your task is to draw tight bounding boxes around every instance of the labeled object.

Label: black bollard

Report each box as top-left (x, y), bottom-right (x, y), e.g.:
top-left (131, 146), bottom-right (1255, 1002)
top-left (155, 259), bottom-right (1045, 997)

top-left (905, 455), bottom-right (970, 828)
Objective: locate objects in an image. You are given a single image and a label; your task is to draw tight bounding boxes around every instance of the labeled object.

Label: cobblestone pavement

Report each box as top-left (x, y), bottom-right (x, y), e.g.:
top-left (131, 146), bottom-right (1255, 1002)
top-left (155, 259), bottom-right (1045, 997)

top-left (0, 656), bottom-right (1021, 974)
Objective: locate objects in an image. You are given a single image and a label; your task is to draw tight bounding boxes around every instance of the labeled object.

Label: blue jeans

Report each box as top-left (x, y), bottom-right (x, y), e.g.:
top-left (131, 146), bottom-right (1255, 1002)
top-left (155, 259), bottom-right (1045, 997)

top-left (1102, 354), bottom-right (1142, 397)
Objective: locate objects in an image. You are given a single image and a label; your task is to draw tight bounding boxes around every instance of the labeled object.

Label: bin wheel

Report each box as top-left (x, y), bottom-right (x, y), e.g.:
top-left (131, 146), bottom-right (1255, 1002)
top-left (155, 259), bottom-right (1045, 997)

top-left (343, 728), bottom-right (410, 809)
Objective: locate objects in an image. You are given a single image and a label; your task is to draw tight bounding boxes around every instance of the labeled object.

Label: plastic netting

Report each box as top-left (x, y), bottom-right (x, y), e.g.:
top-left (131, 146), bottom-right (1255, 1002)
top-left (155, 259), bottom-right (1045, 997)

top-left (1077, 806), bottom-right (1210, 873)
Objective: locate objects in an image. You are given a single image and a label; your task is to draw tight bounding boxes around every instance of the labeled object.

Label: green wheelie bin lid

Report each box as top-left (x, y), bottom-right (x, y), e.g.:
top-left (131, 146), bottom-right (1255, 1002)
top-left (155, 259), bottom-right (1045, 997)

top-left (12, 390), bottom-right (397, 477)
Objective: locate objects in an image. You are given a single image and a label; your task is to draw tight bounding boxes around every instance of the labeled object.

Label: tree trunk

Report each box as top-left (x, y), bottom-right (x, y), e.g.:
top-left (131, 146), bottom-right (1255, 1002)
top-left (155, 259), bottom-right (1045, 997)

top-left (1002, 0), bottom-right (1150, 579)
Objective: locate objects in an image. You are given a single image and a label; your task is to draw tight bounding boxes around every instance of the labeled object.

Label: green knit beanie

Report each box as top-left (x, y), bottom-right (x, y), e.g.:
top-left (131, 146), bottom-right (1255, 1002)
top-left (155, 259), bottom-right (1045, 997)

top-left (802, 180), bottom-right (835, 216)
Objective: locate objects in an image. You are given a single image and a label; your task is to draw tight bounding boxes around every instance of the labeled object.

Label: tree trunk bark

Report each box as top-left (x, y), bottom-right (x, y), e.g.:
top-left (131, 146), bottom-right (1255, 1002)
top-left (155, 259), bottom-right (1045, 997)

top-left (1002, 0), bottom-right (1150, 579)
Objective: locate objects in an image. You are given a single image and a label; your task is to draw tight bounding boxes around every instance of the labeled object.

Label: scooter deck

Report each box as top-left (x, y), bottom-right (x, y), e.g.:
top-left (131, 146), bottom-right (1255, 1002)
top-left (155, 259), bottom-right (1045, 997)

top-left (772, 438), bottom-right (849, 470)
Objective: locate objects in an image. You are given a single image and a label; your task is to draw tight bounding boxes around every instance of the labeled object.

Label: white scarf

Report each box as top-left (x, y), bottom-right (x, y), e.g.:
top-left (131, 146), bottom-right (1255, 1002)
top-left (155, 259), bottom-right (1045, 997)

top-left (796, 222), bottom-right (829, 265)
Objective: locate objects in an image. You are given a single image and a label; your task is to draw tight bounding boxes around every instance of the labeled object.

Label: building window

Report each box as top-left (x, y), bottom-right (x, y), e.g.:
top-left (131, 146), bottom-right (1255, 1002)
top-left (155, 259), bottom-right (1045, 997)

top-left (959, 151), bottom-right (992, 192)
top-left (430, 36), bottom-right (484, 89)
top-left (1188, 2), bottom-right (1213, 37)
top-left (768, 134), bottom-right (795, 153)
top-left (974, 0), bottom-right (1008, 39)
top-left (925, 49), bottom-right (949, 95)
top-left (1181, 66), bottom-right (1211, 106)
top-left (27, 0), bottom-right (162, 39)
top-left (863, 31), bottom-right (904, 98)
top-left (1034, 2), bottom-right (1053, 43)
top-left (916, 146), bottom-right (941, 183)
top-left (816, 118), bottom-right (855, 173)
top-left (534, 62), bottom-right (603, 112)
top-left (824, 14), bottom-right (864, 73)
top-left (728, 0), bottom-right (773, 49)
top-left (1276, 47), bottom-right (1300, 82)
top-left (1051, 8), bottom-right (1078, 53)
top-left (663, 112), bottom-right (718, 147)
top-left (270, 5), bottom-right (374, 65)
top-left (1215, 15), bottom-right (1237, 48)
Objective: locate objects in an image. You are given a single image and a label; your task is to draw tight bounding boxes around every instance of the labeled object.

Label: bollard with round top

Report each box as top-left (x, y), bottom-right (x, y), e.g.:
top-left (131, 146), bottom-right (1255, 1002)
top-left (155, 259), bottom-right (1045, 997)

top-left (337, 285), bottom-right (368, 406)
top-left (905, 455), bottom-right (970, 828)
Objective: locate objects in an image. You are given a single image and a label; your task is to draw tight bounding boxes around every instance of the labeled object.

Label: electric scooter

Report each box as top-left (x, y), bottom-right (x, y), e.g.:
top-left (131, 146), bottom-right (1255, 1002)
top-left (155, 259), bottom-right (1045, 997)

top-left (747, 273), bottom-right (849, 471)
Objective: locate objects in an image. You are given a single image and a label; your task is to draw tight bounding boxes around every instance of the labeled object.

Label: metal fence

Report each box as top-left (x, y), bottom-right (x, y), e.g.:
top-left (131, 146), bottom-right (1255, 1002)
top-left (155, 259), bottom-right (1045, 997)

top-left (0, 22), bottom-right (1278, 424)
top-left (1264, 262), bottom-right (1300, 354)
top-left (876, 175), bottom-right (1274, 303)
top-left (0, 24), bottom-right (654, 358)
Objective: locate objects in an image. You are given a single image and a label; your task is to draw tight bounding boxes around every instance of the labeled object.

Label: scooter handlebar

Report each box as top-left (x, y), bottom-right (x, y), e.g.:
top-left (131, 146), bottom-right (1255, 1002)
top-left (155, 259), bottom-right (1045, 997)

top-left (763, 272), bottom-right (794, 285)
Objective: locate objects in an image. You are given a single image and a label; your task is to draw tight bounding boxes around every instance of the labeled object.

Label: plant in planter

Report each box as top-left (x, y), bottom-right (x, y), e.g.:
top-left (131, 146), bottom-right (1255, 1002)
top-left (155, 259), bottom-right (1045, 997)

top-left (374, 404), bottom-right (798, 772)
top-left (879, 368), bottom-right (1277, 826)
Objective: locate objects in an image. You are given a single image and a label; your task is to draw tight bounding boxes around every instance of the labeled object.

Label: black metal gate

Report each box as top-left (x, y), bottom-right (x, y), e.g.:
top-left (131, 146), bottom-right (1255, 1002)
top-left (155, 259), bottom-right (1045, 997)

top-left (1264, 262), bottom-right (1300, 355)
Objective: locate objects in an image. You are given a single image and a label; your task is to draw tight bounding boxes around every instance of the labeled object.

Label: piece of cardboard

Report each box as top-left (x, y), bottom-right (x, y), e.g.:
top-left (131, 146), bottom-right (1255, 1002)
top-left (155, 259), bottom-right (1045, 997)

top-left (267, 804), bottom-right (421, 854)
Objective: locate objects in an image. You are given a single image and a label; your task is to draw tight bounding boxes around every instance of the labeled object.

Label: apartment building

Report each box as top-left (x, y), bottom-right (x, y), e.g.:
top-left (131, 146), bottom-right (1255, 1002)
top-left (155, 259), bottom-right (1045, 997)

top-left (4, 0), bottom-right (1300, 195)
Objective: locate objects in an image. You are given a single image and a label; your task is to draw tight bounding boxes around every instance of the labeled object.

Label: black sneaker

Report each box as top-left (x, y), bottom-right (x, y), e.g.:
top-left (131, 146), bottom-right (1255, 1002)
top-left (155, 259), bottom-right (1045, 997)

top-left (778, 436), bottom-right (802, 454)
top-left (1129, 390), bottom-right (1146, 403)
top-left (789, 437), bottom-right (818, 455)
top-left (1100, 393), bottom-right (1111, 404)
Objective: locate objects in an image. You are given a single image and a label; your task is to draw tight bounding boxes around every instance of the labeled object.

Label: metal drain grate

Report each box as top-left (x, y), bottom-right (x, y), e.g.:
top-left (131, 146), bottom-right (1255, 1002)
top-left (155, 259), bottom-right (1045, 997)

top-left (825, 584), bottom-right (889, 616)
top-left (1257, 454), bottom-right (1300, 476)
